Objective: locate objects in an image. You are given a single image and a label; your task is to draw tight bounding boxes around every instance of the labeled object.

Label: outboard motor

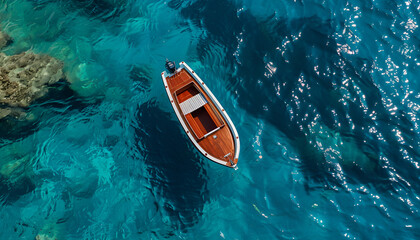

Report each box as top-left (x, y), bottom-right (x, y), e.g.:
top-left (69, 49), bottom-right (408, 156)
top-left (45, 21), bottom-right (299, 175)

top-left (165, 59), bottom-right (176, 74)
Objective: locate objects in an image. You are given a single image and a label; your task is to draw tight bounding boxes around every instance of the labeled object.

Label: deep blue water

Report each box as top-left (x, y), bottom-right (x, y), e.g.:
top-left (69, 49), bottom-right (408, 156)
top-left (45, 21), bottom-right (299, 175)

top-left (0, 0), bottom-right (419, 239)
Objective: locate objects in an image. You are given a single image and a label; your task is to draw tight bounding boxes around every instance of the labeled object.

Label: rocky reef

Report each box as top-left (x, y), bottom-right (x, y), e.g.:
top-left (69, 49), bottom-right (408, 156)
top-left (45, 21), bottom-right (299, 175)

top-left (0, 32), bottom-right (65, 119)
top-left (0, 52), bottom-right (65, 107)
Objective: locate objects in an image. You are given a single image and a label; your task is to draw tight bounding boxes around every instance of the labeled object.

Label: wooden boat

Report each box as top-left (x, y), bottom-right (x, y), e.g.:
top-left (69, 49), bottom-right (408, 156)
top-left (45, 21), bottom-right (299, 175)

top-left (161, 61), bottom-right (240, 168)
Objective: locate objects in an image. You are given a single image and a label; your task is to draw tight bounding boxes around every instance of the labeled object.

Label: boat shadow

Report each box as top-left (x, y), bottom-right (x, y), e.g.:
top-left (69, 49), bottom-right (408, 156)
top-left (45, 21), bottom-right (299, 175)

top-left (133, 99), bottom-right (209, 231)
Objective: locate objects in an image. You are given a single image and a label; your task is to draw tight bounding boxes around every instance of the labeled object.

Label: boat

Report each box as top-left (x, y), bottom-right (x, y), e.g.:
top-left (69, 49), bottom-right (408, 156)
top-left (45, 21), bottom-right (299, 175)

top-left (161, 60), bottom-right (240, 168)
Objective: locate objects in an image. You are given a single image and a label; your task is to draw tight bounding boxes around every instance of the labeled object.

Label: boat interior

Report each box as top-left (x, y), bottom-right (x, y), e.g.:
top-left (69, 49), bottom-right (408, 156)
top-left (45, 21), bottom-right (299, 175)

top-left (174, 82), bottom-right (224, 140)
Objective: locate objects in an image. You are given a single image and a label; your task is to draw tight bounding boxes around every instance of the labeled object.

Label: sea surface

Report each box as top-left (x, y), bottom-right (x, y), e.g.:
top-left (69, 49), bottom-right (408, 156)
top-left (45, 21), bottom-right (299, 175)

top-left (0, 0), bottom-right (419, 239)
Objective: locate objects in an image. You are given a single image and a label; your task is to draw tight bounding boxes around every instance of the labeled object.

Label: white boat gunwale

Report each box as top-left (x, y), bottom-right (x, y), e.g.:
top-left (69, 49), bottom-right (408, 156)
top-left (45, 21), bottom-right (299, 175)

top-left (161, 62), bottom-right (240, 168)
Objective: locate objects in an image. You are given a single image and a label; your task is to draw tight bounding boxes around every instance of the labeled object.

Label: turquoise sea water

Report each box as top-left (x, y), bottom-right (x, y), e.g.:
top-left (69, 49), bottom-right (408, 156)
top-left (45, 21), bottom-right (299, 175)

top-left (0, 0), bottom-right (419, 239)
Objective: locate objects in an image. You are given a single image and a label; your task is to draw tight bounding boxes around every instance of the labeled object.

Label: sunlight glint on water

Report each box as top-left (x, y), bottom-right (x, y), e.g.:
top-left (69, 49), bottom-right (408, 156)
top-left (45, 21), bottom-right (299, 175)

top-left (0, 0), bottom-right (419, 239)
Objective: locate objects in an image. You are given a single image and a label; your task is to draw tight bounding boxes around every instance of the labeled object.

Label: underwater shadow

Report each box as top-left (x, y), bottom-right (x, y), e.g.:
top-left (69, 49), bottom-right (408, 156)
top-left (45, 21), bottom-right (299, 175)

top-left (133, 99), bottom-right (209, 231)
top-left (32, 0), bottom-right (128, 21)
top-left (129, 64), bottom-right (152, 93)
top-left (0, 79), bottom-right (101, 141)
top-left (0, 175), bottom-right (35, 205)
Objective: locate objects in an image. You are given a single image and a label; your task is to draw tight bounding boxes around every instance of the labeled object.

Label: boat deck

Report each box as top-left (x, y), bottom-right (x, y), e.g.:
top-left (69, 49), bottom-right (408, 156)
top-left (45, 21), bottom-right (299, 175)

top-left (166, 69), bottom-right (236, 165)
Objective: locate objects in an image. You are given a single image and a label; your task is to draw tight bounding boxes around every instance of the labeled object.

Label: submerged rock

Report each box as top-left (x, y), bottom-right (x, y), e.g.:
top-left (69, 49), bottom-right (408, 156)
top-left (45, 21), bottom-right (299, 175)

top-left (0, 31), bottom-right (12, 49)
top-left (0, 51), bottom-right (65, 118)
top-left (0, 108), bottom-right (12, 119)
top-left (0, 107), bottom-right (26, 120)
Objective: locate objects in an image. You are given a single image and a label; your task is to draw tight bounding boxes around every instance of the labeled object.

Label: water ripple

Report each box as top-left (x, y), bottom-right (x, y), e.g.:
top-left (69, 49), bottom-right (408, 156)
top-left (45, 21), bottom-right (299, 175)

top-left (0, 0), bottom-right (419, 239)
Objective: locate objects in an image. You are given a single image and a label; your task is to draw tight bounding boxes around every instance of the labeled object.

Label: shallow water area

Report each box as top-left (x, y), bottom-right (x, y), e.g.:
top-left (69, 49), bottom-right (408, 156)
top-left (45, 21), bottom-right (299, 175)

top-left (0, 0), bottom-right (419, 239)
